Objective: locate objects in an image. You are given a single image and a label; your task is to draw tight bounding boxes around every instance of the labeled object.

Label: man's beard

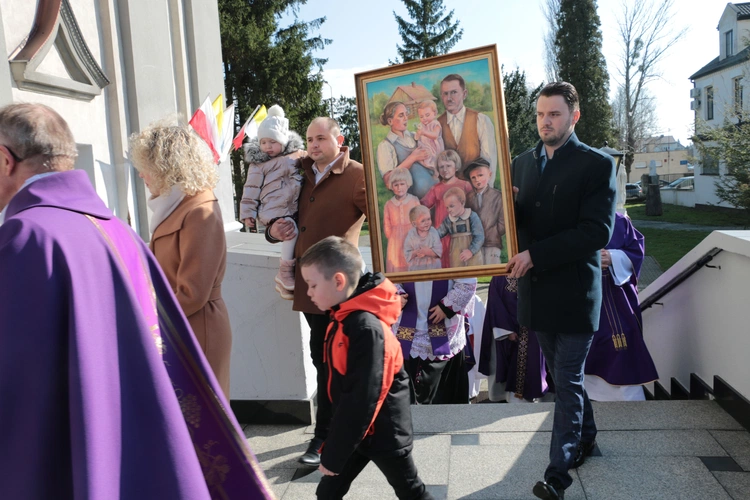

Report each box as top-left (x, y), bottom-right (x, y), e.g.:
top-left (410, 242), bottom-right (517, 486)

top-left (539, 119), bottom-right (573, 147)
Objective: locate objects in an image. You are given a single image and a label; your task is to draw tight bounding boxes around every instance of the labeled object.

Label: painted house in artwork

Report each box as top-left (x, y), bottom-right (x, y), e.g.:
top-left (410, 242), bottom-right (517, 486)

top-left (388, 82), bottom-right (436, 117)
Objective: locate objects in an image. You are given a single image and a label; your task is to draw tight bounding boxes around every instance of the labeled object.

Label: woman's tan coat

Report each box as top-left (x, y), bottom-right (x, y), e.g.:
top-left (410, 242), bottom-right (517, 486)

top-left (150, 189), bottom-right (232, 398)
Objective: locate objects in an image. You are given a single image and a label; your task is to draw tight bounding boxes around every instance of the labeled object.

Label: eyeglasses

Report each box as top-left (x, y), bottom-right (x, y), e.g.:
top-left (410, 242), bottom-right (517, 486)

top-left (1, 145), bottom-right (24, 163)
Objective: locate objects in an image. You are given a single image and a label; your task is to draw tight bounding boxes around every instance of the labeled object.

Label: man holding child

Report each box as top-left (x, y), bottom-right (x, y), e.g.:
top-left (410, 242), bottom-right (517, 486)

top-left (266, 116), bottom-right (367, 467)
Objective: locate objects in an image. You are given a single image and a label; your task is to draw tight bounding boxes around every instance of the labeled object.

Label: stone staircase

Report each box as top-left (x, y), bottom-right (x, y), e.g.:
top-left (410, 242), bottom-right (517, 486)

top-left (245, 397), bottom-right (750, 499)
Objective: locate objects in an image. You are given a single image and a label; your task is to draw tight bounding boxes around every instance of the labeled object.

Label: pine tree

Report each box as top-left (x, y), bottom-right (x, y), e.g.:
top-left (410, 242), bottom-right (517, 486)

top-left (554, 0), bottom-right (614, 148)
top-left (391, 0), bottom-right (463, 64)
top-left (218, 0), bottom-right (330, 218)
top-left (333, 96), bottom-right (361, 163)
top-left (503, 68), bottom-right (544, 158)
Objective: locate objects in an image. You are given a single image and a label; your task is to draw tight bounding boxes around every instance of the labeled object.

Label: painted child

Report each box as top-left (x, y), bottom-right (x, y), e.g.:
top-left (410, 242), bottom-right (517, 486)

top-left (419, 149), bottom-right (472, 268)
top-left (465, 157), bottom-right (506, 265)
top-left (383, 168), bottom-right (420, 273)
top-left (403, 205), bottom-right (442, 271)
top-left (298, 236), bottom-right (434, 500)
top-left (437, 187), bottom-right (485, 268)
top-left (413, 100), bottom-right (444, 172)
top-left (240, 105), bottom-right (306, 299)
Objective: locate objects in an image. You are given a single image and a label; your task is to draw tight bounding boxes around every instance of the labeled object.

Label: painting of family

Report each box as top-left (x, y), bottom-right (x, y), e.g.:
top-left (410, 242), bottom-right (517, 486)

top-left (355, 45), bottom-right (516, 281)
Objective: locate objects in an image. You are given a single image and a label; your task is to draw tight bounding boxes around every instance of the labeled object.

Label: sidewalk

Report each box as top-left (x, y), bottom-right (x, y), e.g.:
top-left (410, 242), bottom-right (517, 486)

top-left (246, 401), bottom-right (750, 499)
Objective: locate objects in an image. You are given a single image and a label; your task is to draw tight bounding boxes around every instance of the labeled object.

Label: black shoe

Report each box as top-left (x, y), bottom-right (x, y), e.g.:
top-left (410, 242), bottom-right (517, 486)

top-left (298, 437), bottom-right (324, 467)
top-left (571, 439), bottom-right (596, 469)
top-left (533, 478), bottom-right (565, 499)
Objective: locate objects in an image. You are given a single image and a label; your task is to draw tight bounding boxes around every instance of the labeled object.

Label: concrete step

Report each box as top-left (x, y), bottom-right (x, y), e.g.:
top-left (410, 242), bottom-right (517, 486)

top-left (246, 400), bottom-right (750, 499)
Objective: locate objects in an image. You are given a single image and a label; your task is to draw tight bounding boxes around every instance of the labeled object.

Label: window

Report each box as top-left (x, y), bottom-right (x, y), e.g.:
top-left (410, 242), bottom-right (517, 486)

top-left (734, 77), bottom-right (744, 115)
top-left (702, 150), bottom-right (719, 175)
top-left (726, 30), bottom-right (734, 57)
top-left (706, 86), bottom-right (714, 120)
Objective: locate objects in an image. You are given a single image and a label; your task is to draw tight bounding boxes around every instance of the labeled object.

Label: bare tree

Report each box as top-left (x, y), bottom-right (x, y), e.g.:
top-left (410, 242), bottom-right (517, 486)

top-left (615, 0), bottom-right (686, 181)
top-left (542, 0), bottom-right (561, 83)
top-left (611, 85), bottom-right (658, 153)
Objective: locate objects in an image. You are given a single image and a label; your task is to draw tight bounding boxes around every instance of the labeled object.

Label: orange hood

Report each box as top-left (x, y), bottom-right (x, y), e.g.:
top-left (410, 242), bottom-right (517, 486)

top-left (331, 273), bottom-right (401, 327)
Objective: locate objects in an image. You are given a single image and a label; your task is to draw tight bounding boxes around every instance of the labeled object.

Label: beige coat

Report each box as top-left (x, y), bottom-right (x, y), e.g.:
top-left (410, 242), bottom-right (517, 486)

top-left (150, 190), bottom-right (232, 398)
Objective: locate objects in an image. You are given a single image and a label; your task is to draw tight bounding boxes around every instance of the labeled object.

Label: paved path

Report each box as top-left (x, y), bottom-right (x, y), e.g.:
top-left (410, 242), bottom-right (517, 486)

top-left (247, 401), bottom-right (750, 499)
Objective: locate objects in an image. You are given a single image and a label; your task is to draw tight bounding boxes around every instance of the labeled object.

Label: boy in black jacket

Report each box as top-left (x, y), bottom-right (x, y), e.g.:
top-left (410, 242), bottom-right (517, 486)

top-left (300, 236), bottom-right (433, 500)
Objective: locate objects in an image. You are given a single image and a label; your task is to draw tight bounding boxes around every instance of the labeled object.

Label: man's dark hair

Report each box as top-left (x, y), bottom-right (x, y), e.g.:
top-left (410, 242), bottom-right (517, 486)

top-left (441, 73), bottom-right (466, 90)
top-left (299, 236), bottom-right (362, 288)
top-left (539, 82), bottom-right (580, 113)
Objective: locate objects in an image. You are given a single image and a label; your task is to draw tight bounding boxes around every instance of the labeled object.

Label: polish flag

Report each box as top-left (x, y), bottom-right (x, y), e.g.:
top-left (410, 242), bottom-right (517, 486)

top-left (232, 105), bottom-right (267, 151)
top-left (218, 103), bottom-right (235, 162)
top-left (189, 96), bottom-right (220, 163)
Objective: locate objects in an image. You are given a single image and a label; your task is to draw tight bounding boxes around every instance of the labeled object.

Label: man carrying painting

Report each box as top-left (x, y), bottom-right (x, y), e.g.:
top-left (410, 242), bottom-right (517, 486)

top-left (508, 82), bottom-right (616, 500)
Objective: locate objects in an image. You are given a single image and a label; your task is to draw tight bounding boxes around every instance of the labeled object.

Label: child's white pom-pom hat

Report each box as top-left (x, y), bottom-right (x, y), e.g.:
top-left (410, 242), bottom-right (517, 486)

top-left (257, 104), bottom-right (289, 147)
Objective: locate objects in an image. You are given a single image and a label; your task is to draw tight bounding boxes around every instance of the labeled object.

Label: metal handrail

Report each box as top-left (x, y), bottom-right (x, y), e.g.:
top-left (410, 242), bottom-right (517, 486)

top-left (640, 247), bottom-right (723, 310)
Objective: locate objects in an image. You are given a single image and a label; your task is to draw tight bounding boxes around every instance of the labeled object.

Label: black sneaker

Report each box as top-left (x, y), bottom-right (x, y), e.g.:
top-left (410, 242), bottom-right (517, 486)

top-left (571, 439), bottom-right (596, 469)
top-left (533, 477), bottom-right (565, 499)
top-left (298, 437), bottom-right (324, 467)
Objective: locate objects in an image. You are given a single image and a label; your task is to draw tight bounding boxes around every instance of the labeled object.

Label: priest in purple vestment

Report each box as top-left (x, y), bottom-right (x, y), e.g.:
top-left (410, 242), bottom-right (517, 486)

top-left (0, 103), bottom-right (274, 499)
top-left (584, 212), bottom-right (658, 401)
top-left (478, 276), bottom-right (550, 402)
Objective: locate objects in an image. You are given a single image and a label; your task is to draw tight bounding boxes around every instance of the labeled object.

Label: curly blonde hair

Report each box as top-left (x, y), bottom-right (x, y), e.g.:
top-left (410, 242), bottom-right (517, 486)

top-left (128, 120), bottom-right (218, 196)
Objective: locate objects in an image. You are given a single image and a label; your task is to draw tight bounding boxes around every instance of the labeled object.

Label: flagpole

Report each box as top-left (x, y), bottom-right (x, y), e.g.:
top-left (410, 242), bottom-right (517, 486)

top-left (246, 104), bottom-right (261, 124)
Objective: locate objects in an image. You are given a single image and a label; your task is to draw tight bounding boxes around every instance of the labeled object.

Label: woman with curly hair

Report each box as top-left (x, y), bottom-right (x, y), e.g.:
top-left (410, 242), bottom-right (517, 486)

top-left (129, 121), bottom-right (232, 398)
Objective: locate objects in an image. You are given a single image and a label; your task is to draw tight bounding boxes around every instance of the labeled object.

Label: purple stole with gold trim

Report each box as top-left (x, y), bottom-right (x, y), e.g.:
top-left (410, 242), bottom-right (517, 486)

top-left (397, 280), bottom-right (451, 358)
top-left (93, 216), bottom-right (274, 500)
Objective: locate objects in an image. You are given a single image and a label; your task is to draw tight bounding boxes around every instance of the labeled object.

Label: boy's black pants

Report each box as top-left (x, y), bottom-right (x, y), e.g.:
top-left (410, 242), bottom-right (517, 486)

top-left (316, 449), bottom-right (433, 500)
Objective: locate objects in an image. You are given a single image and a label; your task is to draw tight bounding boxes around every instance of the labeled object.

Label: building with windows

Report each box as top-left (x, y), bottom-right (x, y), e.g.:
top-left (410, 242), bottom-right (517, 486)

top-left (631, 135), bottom-right (692, 182)
top-left (688, 2), bottom-right (750, 208)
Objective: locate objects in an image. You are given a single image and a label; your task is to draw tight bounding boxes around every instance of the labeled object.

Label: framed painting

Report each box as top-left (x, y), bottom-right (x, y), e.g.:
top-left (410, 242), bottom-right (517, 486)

top-left (355, 44), bottom-right (517, 283)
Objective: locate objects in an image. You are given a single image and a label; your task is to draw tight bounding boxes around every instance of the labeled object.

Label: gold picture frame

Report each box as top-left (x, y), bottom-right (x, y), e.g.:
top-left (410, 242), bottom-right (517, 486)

top-left (355, 45), bottom-right (517, 283)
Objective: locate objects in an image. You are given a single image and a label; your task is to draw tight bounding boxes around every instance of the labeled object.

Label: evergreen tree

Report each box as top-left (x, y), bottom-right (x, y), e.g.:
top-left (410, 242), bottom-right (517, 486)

top-left (503, 68), bottom-right (544, 158)
top-left (391, 0), bottom-right (463, 64)
top-left (554, 0), bottom-right (614, 148)
top-left (218, 0), bottom-right (330, 218)
top-left (333, 96), bottom-right (361, 163)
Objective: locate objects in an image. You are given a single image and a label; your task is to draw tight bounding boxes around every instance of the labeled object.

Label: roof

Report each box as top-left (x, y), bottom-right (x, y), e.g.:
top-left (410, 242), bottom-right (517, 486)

top-left (689, 45), bottom-right (750, 80)
top-left (737, 3), bottom-right (750, 19)
top-left (388, 82), bottom-right (435, 105)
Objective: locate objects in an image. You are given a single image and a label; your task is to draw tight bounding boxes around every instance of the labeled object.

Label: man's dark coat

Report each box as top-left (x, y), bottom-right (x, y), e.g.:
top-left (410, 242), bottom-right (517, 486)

top-left (511, 132), bottom-right (616, 333)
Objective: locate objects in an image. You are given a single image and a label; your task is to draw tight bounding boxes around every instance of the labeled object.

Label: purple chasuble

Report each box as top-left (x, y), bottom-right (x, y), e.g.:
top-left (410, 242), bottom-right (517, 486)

top-left (479, 276), bottom-right (548, 400)
top-left (398, 280), bottom-right (451, 357)
top-left (584, 213), bottom-right (658, 386)
top-left (0, 171), bottom-right (274, 500)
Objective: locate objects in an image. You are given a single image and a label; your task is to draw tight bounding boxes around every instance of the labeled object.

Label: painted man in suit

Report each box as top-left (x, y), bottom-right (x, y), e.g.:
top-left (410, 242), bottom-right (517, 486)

top-left (437, 74), bottom-right (498, 180)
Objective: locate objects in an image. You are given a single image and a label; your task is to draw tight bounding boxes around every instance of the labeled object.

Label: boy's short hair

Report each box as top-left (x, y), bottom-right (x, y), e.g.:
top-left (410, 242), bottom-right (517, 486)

top-left (409, 204), bottom-right (430, 223)
top-left (436, 149), bottom-right (462, 170)
top-left (299, 236), bottom-right (363, 288)
top-left (443, 186), bottom-right (466, 205)
top-left (464, 157), bottom-right (491, 178)
top-left (388, 167), bottom-right (413, 189)
top-left (417, 100), bottom-right (437, 114)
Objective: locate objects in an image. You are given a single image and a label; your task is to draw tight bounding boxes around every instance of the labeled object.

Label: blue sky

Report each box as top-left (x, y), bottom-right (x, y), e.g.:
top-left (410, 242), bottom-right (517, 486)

top-left (364, 58), bottom-right (491, 99)
top-left (281, 0), bottom-right (730, 145)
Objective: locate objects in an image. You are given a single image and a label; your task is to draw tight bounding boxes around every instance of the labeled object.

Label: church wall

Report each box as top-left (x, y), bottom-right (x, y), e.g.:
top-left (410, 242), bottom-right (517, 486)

top-left (0, 0), bottom-right (237, 237)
